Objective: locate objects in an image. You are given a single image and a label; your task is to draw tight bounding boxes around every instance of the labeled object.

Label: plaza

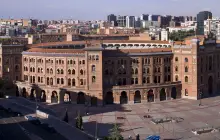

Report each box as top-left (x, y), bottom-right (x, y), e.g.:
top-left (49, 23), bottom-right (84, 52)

top-left (35, 96), bottom-right (220, 140)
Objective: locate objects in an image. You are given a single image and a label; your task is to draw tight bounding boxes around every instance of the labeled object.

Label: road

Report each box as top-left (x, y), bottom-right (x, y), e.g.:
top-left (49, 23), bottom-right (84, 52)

top-left (0, 98), bottom-right (93, 140)
top-left (0, 109), bottom-right (31, 140)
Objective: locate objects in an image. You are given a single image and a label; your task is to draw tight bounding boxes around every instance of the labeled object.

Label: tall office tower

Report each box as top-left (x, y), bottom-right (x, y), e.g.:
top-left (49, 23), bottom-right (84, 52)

top-left (140, 14), bottom-right (149, 21)
top-left (107, 14), bottom-right (117, 26)
top-left (117, 15), bottom-right (127, 27)
top-left (135, 16), bottom-right (141, 28)
top-left (197, 11), bottom-right (212, 35)
top-left (126, 16), bottom-right (135, 28)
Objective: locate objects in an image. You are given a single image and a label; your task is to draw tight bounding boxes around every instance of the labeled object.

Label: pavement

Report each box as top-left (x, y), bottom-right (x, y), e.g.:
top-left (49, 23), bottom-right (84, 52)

top-left (3, 96), bottom-right (220, 140)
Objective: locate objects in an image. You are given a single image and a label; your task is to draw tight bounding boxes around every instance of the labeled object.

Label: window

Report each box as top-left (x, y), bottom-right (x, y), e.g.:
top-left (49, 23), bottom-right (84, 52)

top-left (57, 69), bottom-right (60, 74)
top-left (135, 78), bottom-right (138, 84)
top-left (158, 67), bottom-right (160, 73)
top-left (167, 67), bottom-right (170, 72)
top-left (131, 78), bottom-right (134, 84)
top-left (147, 68), bottom-right (150, 73)
top-left (135, 68), bottom-right (138, 74)
top-left (185, 76), bottom-right (188, 82)
top-left (82, 60), bottom-right (85, 64)
top-left (175, 75), bottom-right (178, 81)
top-left (50, 69), bottom-right (53, 74)
top-left (68, 79), bottom-right (71, 86)
top-left (96, 55), bottom-right (99, 60)
top-left (80, 69), bottom-right (83, 75)
top-left (50, 78), bottom-right (53, 85)
top-left (80, 79), bottom-right (83, 85)
top-left (72, 79), bottom-right (76, 86)
top-left (47, 68), bottom-right (49, 74)
top-left (175, 57), bottom-right (178, 62)
top-left (72, 69), bottom-right (75, 75)
top-left (105, 69), bottom-right (109, 75)
top-left (123, 78), bottom-right (126, 85)
top-left (57, 78), bottom-right (60, 84)
top-left (143, 77), bottom-right (146, 83)
top-left (92, 65), bottom-right (96, 72)
top-left (92, 76), bottom-right (96, 83)
top-left (61, 69), bottom-right (64, 74)
top-left (15, 65), bottom-right (19, 71)
top-left (61, 78), bottom-right (64, 84)
top-left (147, 77), bottom-right (150, 83)
top-left (185, 89), bottom-right (188, 96)
top-left (68, 69), bottom-right (71, 74)
top-left (185, 57), bottom-right (188, 62)
top-left (185, 66), bottom-right (188, 72)
top-left (201, 76), bottom-right (203, 84)
top-left (175, 66), bottom-right (178, 72)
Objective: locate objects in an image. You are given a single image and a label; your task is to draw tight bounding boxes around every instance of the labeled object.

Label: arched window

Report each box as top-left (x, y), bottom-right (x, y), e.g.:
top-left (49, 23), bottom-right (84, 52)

top-left (72, 79), bottom-right (75, 86)
top-left (80, 69), bottom-right (83, 75)
top-left (185, 66), bottom-right (188, 72)
top-left (57, 78), bottom-right (60, 84)
top-left (70, 60), bottom-right (73, 64)
top-left (175, 57), bottom-right (178, 62)
top-left (135, 68), bottom-right (138, 74)
top-left (143, 77), bottom-right (146, 83)
top-left (131, 69), bottom-right (134, 74)
top-left (68, 79), bottom-right (71, 86)
top-left (92, 65), bottom-right (96, 72)
top-left (61, 69), bottom-right (64, 74)
top-left (147, 77), bottom-right (150, 83)
top-left (50, 78), bottom-right (53, 85)
top-left (57, 69), bottom-right (60, 74)
top-left (185, 57), bottom-right (188, 62)
top-left (157, 67), bottom-right (160, 73)
top-left (61, 78), bottom-right (64, 84)
top-left (72, 69), bottom-right (75, 75)
top-left (50, 69), bottom-right (53, 74)
top-left (143, 68), bottom-right (146, 74)
top-left (47, 77), bottom-right (49, 85)
top-left (96, 55), bottom-right (99, 60)
top-left (147, 68), bottom-right (150, 73)
top-left (185, 76), bottom-right (188, 82)
top-left (135, 78), bottom-right (138, 84)
top-left (33, 67), bottom-right (35, 72)
top-left (82, 60), bottom-right (85, 64)
top-left (185, 89), bottom-right (188, 96)
top-left (105, 69), bottom-right (109, 75)
top-left (38, 68), bottom-right (40, 73)
top-left (175, 75), bottom-right (178, 81)
top-left (175, 66), bottom-right (178, 72)
top-left (92, 76), bottom-right (96, 83)
top-left (68, 69), bottom-right (71, 74)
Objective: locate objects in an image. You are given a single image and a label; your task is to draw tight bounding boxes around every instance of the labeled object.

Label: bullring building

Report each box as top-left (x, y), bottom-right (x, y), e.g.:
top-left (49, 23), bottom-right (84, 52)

top-left (10, 35), bottom-right (220, 106)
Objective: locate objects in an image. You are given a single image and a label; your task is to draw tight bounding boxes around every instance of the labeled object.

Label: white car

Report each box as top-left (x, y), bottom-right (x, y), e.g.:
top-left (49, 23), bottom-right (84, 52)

top-left (24, 115), bottom-right (37, 121)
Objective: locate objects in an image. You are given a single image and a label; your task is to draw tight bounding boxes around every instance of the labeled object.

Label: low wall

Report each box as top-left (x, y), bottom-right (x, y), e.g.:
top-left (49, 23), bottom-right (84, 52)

top-left (36, 110), bottom-right (49, 119)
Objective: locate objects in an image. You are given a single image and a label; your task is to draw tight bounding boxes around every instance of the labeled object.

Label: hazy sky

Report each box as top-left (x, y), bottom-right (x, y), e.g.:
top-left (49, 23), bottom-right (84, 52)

top-left (1, 0), bottom-right (219, 20)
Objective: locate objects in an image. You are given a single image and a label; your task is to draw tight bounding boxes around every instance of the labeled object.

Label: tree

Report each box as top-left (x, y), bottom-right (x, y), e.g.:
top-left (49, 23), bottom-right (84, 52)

top-left (75, 111), bottom-right (83, 130)
top-left (169, 30), bottom-right (195, 41)
top-left (108, 123), bottom-right (123, 140)
top-left (63, 109), bottom-right (69, 123)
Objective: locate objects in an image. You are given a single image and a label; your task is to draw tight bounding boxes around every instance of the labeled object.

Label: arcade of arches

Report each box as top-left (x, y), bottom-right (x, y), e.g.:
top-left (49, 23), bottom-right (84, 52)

top-left (16, 86), bottom-right (181, 105)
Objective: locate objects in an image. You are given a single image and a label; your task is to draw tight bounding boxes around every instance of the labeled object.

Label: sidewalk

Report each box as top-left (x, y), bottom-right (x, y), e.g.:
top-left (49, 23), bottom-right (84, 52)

top-left (0, 98), bottom-right (94, 140)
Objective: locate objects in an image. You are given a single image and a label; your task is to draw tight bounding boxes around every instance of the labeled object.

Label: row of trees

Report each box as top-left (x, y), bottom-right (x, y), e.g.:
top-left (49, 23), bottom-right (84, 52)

top-left (169, 30), bottom-right (195, 41)
top-left (62, 109), bottom-right (124, 140)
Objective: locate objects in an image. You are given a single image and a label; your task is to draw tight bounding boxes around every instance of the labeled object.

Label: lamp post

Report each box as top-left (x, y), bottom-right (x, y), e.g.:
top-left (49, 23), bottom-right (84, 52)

top-left (199, 92), bottom-right (203, 106)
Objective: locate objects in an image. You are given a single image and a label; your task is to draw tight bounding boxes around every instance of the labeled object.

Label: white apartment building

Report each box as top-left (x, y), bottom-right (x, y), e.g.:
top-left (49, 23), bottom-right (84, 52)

top-left (204, 19), bottom-right (220, 39)
top-left (161, 29), bottom-right (168, 41)
top-left (126, 16), bottom-right (135, 28)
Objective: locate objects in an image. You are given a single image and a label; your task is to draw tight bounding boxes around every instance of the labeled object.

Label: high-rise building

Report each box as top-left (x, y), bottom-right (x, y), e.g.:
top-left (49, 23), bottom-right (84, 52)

top-left (135, 17), bottom-right (141, 28)
top-left (197, 11), bottom-right (212, 35)
top-left (140, 14), bottom-right (149, 21)
top-left (126, 16), bottom-right (135, 28)
top-left (107, 14), bottom-right (117, 26)
top-left (117, 15), bottom-right (127, 27)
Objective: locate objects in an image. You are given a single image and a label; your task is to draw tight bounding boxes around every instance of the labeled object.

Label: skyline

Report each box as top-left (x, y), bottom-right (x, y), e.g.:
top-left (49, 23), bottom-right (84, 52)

top-left (1, 0), bottom-right (219, 20)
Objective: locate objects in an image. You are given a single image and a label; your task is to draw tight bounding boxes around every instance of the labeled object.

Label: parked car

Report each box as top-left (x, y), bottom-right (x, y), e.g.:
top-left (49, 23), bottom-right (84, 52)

top-left (146, 135), bottom-right (160, 140)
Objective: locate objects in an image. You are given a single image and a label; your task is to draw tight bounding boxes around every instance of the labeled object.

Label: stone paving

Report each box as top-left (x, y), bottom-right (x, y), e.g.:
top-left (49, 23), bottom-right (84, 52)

top-left (39, 97), bottom-right (220, 140)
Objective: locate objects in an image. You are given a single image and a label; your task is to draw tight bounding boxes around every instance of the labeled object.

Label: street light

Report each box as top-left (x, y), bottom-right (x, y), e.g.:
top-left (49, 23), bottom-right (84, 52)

top-left (199, 92), bottom-right (203, 106)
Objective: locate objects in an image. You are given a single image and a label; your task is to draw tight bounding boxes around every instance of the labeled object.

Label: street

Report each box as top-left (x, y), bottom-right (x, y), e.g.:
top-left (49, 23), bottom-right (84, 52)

top-left (0, 104), bottom-right (68, 140)
top-left (0, 108), bottom-right (31, 140)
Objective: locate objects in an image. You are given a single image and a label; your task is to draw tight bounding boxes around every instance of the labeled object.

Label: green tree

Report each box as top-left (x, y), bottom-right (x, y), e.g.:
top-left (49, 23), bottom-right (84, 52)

top-left (108, 123), bottom-right (123, 140)
top-left (169, 30), bottom-right (195, 41)
top-left (75, 111), bottom-right (83, 130)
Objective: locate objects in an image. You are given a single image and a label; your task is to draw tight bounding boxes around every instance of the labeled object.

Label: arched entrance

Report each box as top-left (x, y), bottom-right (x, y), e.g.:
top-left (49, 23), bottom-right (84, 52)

top-left (160, 88), bottom-right (166, 101)
top-left (22, 88), bottom-right (26, 98)
top-left (41, 90), bottom-right (46, 102)
top-left (64, 92), bottom-right (71, 103)
top-left (171, 87), bottom-right (177, 99)
top-left (77, 92), bottom-right (85, 104)
top-left (30, 89), bottom-right (36, 100)
top-left (91, 96), bottom-right (97, 106)
top-left (147, 89), bottom-right (154, 102)
top-left (208, 76), bottom-right (213, 95)
top-left (105, 92), bottom-right (113, 104)
top-left (16, 86), bottom-right (19, 97)
top-left (51, 91), bottom-right (58, 103)
top-left (134, 90), bottom-right (141, 103)
top-left (120, 91), bottom-right (128, 104)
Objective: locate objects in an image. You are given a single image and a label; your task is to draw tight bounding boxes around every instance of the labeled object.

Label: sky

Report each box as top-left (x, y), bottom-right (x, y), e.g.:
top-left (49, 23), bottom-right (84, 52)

top-left (1, 0), bottom-right (219, 20)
